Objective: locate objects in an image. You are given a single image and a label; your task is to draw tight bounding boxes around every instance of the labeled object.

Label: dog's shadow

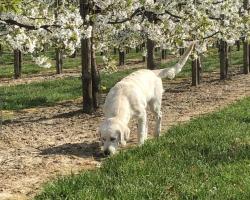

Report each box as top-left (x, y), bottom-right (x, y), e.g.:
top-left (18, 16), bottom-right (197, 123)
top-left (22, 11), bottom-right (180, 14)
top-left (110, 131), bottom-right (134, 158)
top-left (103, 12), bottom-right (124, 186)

top-left (40, 141), bottom-right (105, 161)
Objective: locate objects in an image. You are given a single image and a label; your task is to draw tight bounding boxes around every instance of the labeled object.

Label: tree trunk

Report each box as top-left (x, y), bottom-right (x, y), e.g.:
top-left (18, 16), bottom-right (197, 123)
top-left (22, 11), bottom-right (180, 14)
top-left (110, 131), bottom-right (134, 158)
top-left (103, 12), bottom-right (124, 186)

top-left (126, 48), bottom-right (130, 54)
top-left (14, 50), bottom-right (22, 79)
top-left (80, 0), bottom-right (94, 114)
top-left (243, 0), bottom-right (250, 74)
top-left (147, 38), bottom-right (155, 70)
top-left (226, 45), bottom-right (229, 76)
top-left (179, 48), bottom-right (185, 56)
top-left (249, 44), bottom-right (250, 72)
top-left (54, 1), bottom-right (63, 74)
top-left (81, 37), bottom-right (93, 113)
top-left (119, 51), bottom-right (125, 66)
top-left (91, 36), bottom-right (100, 109)
top-left (142, 56), bottom-right (146, 63)
top-left (19, 50), bottom-right (22, 74)
top-left (236, 40), bottom-right (241, 51)
top-left (216, 40), bottom-right (220, 50)
top-left (243, 39), bottom-right (249, 74)
top-left (192, 57), bottom-right (202, 86)
top-left (141, 43), bottom-right (146, 62)
top-left (219, 40), bottom-right (229, 79)
top-left (197, 57), bottom-right (202, 84)
top-left (69, 50), bottom-right (77, 58)
top-left (161, 49), bottom-right (167, 60)
top-left (55, 49), bottom-right (63, 74)
top-left (140, 44), bottom-right (144, 51)
top-left (0, 44), bottom-right (2, 56)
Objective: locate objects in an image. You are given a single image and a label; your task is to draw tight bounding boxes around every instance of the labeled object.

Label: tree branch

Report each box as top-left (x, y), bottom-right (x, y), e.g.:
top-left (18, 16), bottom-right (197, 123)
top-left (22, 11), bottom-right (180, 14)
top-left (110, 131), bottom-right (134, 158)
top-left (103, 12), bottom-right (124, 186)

top-left (164, 10), bottom-right (183, 19)
top-left (0, 18), bottom-right (59, 32)
top-left (203, 31), bottom-right (220, 40)
top-left (108, 7), bottom-right (143, 24)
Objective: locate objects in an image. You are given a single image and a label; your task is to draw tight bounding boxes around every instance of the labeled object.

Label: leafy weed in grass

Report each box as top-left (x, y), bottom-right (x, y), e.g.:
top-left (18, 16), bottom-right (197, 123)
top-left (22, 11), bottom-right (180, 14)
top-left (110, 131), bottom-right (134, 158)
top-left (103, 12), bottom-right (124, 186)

top-left (35, 97), bottom-right (250, 200)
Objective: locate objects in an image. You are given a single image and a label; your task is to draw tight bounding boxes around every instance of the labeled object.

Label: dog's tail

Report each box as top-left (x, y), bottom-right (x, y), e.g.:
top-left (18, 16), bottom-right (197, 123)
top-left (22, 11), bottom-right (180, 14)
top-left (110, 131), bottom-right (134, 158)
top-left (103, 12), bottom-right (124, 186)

top-left (154, 42), bottom-right (195, 79)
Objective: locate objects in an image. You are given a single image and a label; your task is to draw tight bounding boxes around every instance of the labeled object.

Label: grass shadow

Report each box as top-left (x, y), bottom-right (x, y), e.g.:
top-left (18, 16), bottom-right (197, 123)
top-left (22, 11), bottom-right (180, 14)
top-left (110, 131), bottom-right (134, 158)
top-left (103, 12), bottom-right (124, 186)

top-left (242, 117), bottom-right (250, 123)
top-left (179, 142), bottom-right (250, 166)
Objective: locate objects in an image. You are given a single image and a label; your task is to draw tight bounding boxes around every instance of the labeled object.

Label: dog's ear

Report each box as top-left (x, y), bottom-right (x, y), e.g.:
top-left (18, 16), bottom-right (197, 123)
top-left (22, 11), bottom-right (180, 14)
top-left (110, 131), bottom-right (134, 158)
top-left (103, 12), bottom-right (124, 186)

top-left (124, 127), bottom-right (130, 141)
top-left (117, 130), bottom-right (127, 147)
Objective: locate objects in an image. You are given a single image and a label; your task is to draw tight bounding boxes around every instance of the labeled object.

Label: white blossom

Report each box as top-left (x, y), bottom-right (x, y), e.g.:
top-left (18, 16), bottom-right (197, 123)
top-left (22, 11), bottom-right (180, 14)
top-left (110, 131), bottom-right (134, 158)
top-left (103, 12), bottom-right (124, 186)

top-left (0, 0), bottom-right (248, 58)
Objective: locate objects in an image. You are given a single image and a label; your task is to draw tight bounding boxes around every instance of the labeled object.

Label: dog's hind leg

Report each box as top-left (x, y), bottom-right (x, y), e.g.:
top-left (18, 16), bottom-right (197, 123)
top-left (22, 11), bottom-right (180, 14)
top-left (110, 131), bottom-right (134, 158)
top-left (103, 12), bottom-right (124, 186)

top-left (149, 100), bottom-right (162, 137)
top-left (155, 108), bottom-right (162, 137)
top-left (151, 78), bottom-right (163, 137)
top-left (137, 110), bottom-right (147, 145)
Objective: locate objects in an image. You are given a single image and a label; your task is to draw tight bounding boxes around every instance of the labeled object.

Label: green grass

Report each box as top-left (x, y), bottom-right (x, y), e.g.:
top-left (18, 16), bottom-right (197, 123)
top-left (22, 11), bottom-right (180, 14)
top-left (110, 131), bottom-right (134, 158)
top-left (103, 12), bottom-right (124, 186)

top-left (0, 68), bottom-right (137, 110)
top-left (0, 52), bottom-right (81, 78)
top-left (0, 77), bottom-right (82, 110)
top-left (35, 97), bottom-right (250, 200)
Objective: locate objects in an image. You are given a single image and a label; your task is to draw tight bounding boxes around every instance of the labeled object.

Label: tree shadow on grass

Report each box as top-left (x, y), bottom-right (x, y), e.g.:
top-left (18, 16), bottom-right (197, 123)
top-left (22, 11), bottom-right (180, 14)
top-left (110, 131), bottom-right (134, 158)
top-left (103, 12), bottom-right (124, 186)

top-left (40, 141), bottom-right (105, 161)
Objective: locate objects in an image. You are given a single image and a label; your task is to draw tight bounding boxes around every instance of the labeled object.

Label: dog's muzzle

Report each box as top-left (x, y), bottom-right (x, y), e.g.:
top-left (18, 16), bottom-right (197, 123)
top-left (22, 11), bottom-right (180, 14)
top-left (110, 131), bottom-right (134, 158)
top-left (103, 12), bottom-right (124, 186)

top-left (103, 145), bottom-right (117, 156)
top-left (104, 150), bottom-right (110, 156)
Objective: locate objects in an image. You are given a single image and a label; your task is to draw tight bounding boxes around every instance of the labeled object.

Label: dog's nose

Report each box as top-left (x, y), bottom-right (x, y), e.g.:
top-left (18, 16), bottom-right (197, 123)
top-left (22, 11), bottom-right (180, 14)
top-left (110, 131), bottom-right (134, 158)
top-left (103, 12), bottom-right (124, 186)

top-left (104, 150), bottom-right (110, 156)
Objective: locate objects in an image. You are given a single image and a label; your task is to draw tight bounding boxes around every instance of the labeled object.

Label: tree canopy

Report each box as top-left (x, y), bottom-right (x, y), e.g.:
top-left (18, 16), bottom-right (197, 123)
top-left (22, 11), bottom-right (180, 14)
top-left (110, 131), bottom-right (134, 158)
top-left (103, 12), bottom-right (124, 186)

top-left (0, 0), bottom-right (249, 66)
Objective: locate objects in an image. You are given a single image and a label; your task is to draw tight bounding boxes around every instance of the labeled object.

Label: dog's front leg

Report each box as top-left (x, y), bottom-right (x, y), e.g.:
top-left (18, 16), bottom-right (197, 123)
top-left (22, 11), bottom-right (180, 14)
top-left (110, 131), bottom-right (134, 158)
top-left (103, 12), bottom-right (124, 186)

top-left (138, 111), bottom-right (147, 145)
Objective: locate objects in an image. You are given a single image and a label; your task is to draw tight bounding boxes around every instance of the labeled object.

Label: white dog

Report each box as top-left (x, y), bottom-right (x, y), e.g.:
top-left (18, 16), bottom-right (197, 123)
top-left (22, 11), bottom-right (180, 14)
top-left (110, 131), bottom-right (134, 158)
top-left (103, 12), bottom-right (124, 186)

top-left (99, 43), bottom-right (195, 155)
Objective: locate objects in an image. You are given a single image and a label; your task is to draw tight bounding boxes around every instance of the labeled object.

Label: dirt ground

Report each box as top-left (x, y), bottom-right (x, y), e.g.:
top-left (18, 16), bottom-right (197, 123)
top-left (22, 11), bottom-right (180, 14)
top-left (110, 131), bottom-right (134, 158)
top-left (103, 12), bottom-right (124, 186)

top-left (0, 70), bottom-right (250, 200)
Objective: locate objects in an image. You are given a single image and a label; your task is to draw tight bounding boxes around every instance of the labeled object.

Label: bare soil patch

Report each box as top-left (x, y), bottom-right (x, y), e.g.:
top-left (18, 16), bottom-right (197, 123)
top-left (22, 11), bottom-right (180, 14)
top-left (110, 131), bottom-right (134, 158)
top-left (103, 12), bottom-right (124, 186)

top-left (0, 71), bottom-right (250, 199)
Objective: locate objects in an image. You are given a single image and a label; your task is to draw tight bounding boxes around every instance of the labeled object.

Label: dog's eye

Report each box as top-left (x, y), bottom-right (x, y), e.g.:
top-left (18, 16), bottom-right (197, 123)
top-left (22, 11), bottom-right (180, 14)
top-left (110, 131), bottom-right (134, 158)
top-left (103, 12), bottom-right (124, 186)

top-left (100, 138), bottom-right (105, 143)
top-left (110, 137), bottom-right (116, 142)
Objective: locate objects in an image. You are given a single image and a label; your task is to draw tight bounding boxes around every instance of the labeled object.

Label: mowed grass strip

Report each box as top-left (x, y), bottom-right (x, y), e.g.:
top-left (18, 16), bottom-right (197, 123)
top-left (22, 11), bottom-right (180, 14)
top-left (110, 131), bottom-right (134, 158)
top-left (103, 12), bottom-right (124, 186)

top-left (0, 69), bottom-right (135, 110)
top-left (0, 77), bottom-right (82, 110)
top-left (35, 97), bottom-right (250, 200)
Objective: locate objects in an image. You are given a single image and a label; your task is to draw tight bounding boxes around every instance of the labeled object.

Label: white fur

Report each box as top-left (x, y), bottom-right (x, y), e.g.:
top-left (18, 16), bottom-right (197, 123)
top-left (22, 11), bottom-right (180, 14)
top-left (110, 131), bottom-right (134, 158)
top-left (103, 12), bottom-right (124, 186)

top-left (99, 43), bottom-right (194, 155)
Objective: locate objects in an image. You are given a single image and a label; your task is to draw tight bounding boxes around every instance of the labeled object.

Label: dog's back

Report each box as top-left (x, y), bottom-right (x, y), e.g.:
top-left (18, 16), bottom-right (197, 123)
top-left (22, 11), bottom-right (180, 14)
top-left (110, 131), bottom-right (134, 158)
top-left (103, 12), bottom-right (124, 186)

top-left (104, 69), bottom-right (163, 120)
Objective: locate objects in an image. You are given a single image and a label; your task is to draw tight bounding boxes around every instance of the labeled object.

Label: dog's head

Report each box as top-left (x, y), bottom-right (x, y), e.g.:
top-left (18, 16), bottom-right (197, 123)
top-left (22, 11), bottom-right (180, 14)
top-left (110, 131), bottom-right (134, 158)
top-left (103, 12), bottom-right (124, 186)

top-left (99, 118), bottom-right (130, 156)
